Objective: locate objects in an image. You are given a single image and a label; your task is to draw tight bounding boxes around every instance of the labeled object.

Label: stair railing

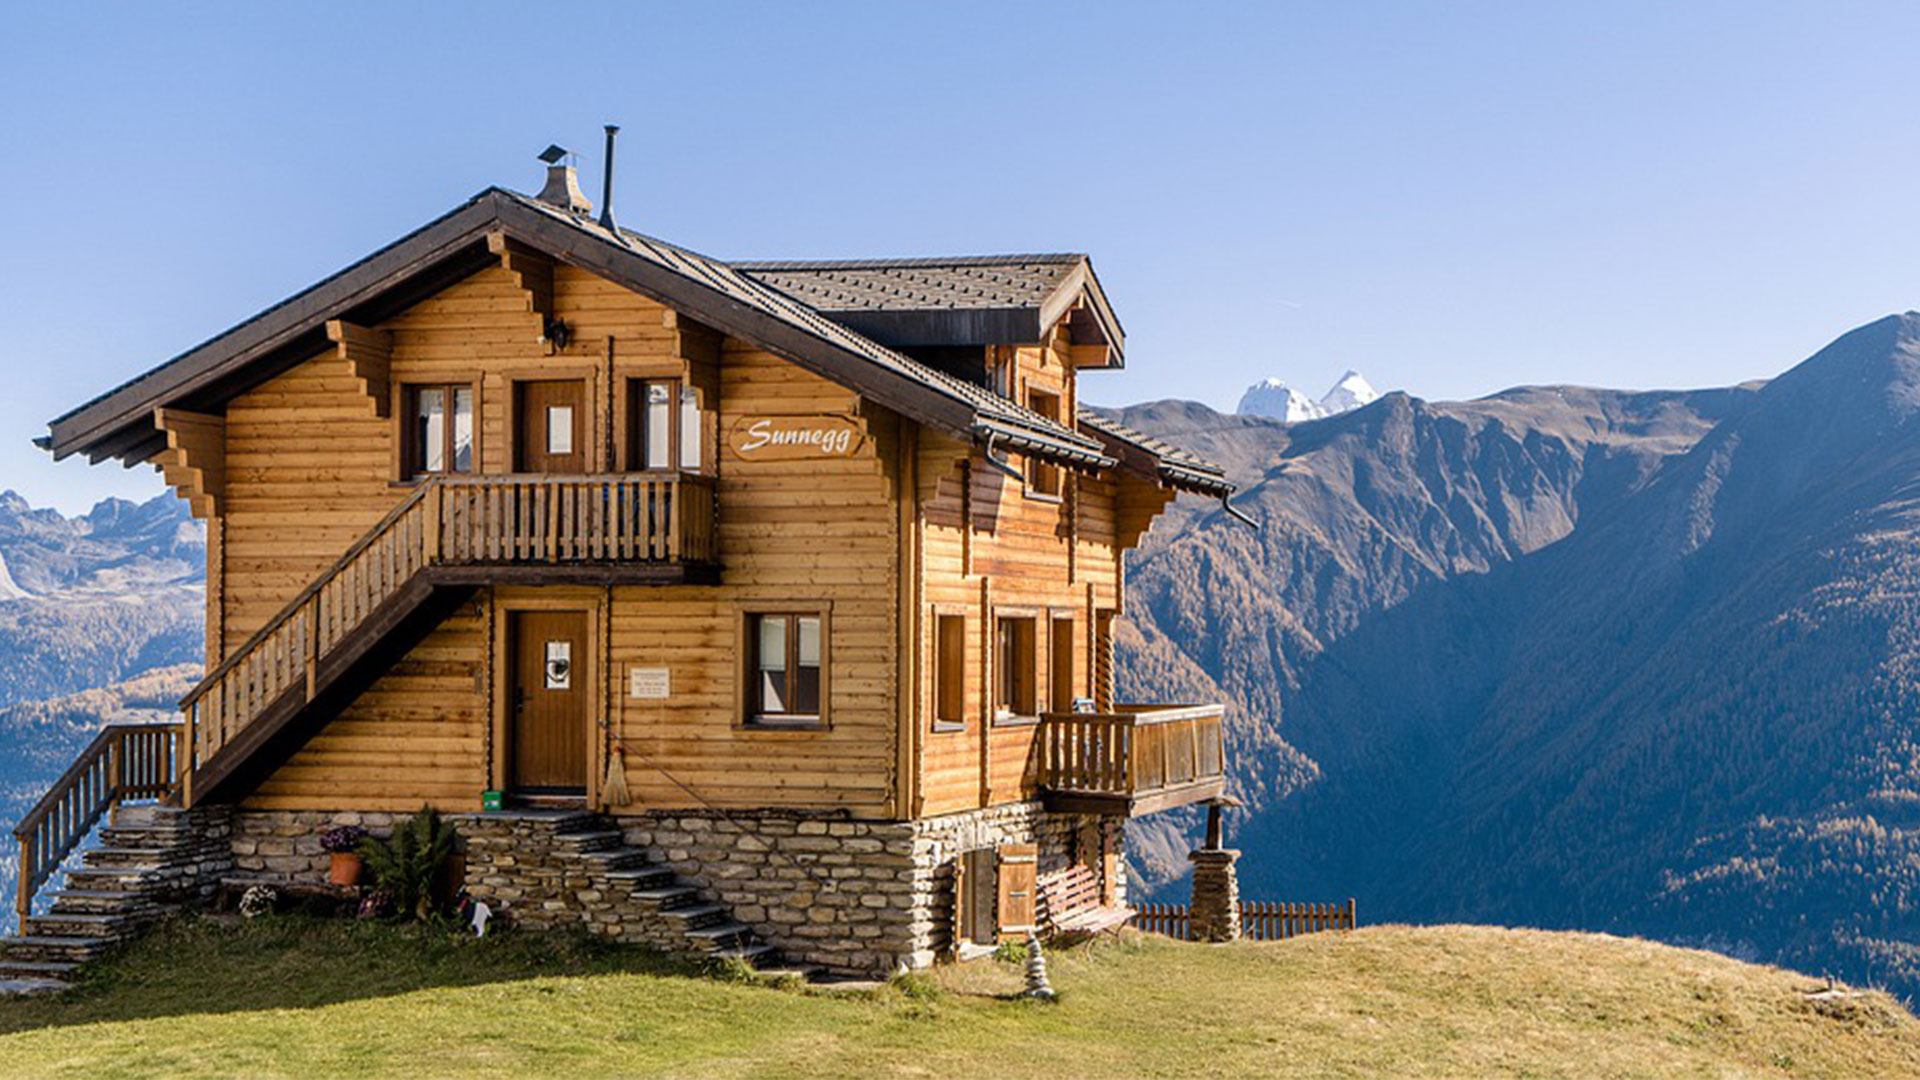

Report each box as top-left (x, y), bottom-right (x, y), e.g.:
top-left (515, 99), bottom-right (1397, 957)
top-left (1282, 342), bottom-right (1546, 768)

top-left (179, 472), bottom-right (716, 803)
top-left (12, 722), bottom-right (180, 929)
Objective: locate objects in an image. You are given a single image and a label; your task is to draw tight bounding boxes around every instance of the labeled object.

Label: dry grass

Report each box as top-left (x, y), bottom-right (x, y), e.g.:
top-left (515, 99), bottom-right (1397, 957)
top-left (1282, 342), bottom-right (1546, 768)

top-left (0, 917), bottom-right (1915, 1078)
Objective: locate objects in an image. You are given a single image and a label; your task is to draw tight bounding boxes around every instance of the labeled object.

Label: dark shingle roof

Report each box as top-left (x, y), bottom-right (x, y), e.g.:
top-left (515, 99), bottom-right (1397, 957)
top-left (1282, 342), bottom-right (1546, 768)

top-left (499, 192), bottom-right (1110, 465)
top-left (1078, 409), bottom-right (1234, 497)
top-left (734, 256), bottom-right (1083, 313)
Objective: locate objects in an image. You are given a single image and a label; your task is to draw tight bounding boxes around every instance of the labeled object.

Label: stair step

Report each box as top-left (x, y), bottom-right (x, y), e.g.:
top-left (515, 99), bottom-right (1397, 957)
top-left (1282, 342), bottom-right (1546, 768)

top-left (557, 829), bottom-right (625, 850)
top-left (0, 937), bottom-right (110, 964)
top-left (82, 847), bottom-right (165, 868)
top-left (45, 889), bottom-right (161, 915)
top-left (752, 965), bottom-right (823, 982)
top-left (0, 977), bottom-right (69, 997)
top-left (708, 942), bottom-right (780, 963)
top-left (577, 848), bottom-right (650, 869)
top-left (0, 960), bottom-right (81, 979)
top-left (684, 921), bottom-right (754, 945)
top-left (23, 912), bottom-right (141, 938)
top-left (627, 884), bottom-right (699, 906)
top-left (661, 902), bottom-right (725, 923)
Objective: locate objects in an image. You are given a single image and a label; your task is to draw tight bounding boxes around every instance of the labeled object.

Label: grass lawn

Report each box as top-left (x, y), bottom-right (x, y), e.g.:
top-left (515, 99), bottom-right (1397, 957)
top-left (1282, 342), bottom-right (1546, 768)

top-left (0, 916), bottom-right (1916, 1078)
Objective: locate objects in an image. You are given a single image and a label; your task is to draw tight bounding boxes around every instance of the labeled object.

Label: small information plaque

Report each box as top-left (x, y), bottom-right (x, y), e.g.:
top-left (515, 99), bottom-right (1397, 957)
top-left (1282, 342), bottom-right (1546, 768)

top-left (629, 666), bottom-right (671, 700)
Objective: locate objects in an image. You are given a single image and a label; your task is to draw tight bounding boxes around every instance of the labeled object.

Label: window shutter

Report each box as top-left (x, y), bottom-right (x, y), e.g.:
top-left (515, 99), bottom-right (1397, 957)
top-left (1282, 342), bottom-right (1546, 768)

top-left (996, 842), bottom-right (1038, 939)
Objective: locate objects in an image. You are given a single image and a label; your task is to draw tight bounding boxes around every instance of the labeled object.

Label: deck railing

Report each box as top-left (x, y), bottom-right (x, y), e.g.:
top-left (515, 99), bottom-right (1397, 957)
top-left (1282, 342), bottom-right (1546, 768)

top-left (1131, 899), bottom-right (1357, 941)
top-left (12, 723), bottom-right (180, 928)
top-left (180, 472), bottom-right (715, 797)
top-left (1040, 704), bottom-right (1226, 804)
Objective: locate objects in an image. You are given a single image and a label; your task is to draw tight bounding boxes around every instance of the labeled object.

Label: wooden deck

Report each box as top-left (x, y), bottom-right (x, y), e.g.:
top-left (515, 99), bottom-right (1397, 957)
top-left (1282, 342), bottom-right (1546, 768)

top-left (1038, 704), bottom-right (1226, 816)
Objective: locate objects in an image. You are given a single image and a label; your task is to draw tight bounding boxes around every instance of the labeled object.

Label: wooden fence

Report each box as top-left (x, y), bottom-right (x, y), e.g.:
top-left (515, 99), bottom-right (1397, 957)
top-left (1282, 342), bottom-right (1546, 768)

top-left (1131, 898), bottom-right (1357, 941)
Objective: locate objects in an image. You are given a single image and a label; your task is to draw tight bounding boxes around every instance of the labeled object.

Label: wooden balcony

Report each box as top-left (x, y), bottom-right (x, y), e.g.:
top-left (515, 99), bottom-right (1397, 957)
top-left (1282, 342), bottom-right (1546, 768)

top-left (429, 472), bottom-right (717, 584)
top-left (1039, 704), bottom-right (1227, 816)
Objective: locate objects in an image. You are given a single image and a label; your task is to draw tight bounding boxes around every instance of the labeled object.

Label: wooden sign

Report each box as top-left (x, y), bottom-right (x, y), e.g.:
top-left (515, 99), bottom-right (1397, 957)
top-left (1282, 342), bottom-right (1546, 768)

top-left (727, 415), bottom-right (864, 461)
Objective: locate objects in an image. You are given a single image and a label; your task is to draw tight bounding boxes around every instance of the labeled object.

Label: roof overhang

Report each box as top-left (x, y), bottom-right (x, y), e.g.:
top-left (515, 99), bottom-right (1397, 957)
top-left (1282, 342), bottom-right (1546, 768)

top-left (46, 189), bottom-right (1112, 471)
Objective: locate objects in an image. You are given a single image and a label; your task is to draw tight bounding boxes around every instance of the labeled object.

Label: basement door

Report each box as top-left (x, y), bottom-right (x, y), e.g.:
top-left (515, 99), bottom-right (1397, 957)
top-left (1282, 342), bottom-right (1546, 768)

top-left (508, 610), bottom-right (590, 794)
top-left (515, 380), bottom-right (587, 473)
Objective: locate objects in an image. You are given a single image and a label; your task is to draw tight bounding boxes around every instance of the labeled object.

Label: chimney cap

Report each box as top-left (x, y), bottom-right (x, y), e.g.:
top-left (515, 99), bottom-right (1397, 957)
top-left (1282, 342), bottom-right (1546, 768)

top-left (537, 144), bottom-right (570, 165)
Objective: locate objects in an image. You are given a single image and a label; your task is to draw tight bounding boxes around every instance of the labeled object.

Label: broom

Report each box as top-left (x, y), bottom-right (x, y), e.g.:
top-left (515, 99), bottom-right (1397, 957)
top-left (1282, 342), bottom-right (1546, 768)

top-left (602, 743), bottom-right (633, 808)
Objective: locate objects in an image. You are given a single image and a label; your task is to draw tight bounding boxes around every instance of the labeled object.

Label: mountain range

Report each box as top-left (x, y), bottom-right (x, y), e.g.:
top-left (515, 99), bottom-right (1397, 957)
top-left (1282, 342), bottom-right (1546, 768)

top-left (1237, 370), bottom-right (1381, 422)
top-left (0, 493), bottom-right (202, 933)
top-left (1113, 311), bottom-right (1920, 1001)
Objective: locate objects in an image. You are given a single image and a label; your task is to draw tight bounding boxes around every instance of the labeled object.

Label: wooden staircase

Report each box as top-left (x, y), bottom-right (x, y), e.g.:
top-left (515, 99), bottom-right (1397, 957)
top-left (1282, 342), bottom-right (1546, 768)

top-left (182, 472), bottom-right (716, 806)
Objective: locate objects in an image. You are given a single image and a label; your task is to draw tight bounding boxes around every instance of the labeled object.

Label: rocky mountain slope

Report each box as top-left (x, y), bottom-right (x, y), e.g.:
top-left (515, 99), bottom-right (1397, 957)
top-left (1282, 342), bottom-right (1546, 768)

top-left (1114, 313), bottom-right (1920, 1000)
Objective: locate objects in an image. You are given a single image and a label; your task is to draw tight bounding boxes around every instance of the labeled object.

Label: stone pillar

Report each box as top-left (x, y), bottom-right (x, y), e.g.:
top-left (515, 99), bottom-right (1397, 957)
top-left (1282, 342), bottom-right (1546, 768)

top-left (1189, 848), bottom-right (1241, 942)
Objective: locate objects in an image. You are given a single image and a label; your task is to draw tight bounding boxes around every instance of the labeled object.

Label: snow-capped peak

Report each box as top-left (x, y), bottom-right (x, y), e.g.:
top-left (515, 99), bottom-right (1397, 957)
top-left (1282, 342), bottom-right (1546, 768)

top-left (1238, 370), bottom-right (1384, 422)
top-left (1320, 370), bottom-right (1378, 414)
top-left (1237, 378), bottom-right (1326, 422)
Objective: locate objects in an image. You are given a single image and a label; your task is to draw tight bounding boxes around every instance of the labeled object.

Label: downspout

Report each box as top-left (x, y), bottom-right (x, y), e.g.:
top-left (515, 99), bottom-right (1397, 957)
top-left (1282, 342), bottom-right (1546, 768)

top-left (979, 430), bottom-right (1029, 483)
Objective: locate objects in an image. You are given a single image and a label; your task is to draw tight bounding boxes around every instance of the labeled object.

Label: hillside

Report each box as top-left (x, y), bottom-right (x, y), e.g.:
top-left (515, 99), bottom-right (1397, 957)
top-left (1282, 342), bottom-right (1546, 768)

top-left (0, 919), bottom-right (1913, 1078)
top-left (1113, 312), bottom-right (1920, 1003)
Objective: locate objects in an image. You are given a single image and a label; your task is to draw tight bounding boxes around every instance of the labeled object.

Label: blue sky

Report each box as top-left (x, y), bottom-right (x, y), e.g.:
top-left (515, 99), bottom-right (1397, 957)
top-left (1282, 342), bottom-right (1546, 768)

top-left (6, 2), bottom-right (1920, 513)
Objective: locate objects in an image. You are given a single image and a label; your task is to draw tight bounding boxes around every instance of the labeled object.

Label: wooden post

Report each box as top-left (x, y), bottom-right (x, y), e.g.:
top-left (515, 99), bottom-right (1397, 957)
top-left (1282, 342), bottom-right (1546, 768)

top-left (425, 484), bottom-right (443, 563)
top-left (305, 603), bottom-right (320, 700)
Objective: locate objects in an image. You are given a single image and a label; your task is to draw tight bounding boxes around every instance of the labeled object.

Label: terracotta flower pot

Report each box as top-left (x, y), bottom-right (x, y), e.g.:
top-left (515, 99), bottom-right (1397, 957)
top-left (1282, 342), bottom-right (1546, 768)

top-left (329, 852), bottom-right (364, 887)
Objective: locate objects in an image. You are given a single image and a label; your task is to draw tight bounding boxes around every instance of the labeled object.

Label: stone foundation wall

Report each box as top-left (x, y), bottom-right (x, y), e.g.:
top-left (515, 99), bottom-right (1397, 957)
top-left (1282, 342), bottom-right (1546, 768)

top-left (617, 811), bottom-right (922, 975)
top-left (229, 810), bottom-right (400, 884)
top-left (214, 803), bottom-right (1125, 978)
top-left (619, 802), bottom-right (1123, 973)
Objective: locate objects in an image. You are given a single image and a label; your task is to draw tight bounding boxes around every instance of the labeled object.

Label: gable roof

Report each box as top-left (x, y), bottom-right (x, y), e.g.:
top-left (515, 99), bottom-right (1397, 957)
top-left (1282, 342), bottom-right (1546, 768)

top-left (735, 254), bottom-right (1124, 363)
top-left (45, 187), bottom-right (1226, 496)
top-left (45, 188), bottom-right (1109, 471)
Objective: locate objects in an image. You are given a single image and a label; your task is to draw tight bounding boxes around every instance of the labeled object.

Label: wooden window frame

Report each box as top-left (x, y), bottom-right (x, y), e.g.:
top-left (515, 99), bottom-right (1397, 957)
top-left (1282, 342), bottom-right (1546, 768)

top-left (992, 609), bottom-right (1040, 727)
top-left (1048, 610), bottom-right (1077, 715)
top-left (616, 373), bottom-right (711, 475)
top-left (1023, 385), bottom-right (1064, 502)
top-left (393, 378), bottom-right (481, 483)
top-left (735, 601), bottom-right (832, 732)
top-left (931, 606), bottom-right (968, 733)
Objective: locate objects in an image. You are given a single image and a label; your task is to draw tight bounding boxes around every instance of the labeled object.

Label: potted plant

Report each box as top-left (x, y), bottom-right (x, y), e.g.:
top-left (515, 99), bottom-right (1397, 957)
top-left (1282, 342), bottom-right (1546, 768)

top-left (359, 805), bottom-right (458, 921)
top-left (321, 824), bottom-right (370, 887)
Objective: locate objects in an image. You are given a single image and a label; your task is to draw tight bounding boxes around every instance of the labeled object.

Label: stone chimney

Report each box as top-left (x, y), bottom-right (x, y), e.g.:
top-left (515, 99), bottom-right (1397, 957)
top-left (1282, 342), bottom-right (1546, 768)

top-left (534, 145), bottom-right (592, 215)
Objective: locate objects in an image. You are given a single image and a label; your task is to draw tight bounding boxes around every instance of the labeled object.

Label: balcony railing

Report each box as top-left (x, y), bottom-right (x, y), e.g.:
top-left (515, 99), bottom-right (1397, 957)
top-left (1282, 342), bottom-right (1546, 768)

top-left (1039, 704), bottom-right (1227, 816)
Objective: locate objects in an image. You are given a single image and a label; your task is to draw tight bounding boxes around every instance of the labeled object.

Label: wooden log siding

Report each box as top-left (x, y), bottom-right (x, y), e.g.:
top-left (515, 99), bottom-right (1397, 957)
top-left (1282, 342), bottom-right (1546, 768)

top-left (12, 723), bottom-right (180, 927)
top-left (182, 473), bottom-right (712, 789)
top-left (1130, 899), bottom-right (1358, 941)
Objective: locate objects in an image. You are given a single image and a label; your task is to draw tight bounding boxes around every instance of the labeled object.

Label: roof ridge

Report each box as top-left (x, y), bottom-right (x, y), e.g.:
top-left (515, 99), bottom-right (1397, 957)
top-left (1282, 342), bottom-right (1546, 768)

top-left (732, 253), bottom-right (1085, 270)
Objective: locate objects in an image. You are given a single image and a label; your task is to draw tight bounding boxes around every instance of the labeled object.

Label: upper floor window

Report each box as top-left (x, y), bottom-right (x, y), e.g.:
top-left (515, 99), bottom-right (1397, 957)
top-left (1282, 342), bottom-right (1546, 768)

top-left (744, 611), bottom-right (825, 727)
top-left (406, 384), bottom-right (473, 478)
top-left (933, 613), bottom-right (967, 731)
top-left (1025, 388), bottom-right (1063, 498)
top-left (995, 615), bottom-right (1038, 721)
top-left (630, 379), bottom-right (705, 472)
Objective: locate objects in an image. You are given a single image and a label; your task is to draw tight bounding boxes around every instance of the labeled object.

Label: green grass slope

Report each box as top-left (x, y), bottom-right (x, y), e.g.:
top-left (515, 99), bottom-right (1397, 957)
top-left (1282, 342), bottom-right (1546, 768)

top-left (1, 918), bottom-right (1915, 1079)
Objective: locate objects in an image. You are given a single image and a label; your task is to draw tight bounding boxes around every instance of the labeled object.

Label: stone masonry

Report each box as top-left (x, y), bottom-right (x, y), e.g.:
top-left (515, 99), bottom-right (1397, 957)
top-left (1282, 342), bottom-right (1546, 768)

top-left (0, 804), bottom-right (234, 995)
top-left (210, 802), bottom-right (1121, 978)
top-left (1189, 847), bottom-right (1242, 942)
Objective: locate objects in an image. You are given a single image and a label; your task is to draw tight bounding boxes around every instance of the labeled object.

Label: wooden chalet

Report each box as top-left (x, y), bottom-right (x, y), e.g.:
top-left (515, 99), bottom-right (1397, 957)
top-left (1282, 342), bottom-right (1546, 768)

top-left (16, 154), bottom-right (1235, 977)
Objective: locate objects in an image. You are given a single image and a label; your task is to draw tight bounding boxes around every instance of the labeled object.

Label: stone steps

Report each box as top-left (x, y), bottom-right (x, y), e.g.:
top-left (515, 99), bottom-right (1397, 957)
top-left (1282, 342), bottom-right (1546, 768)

top-left (23, 912), bottom-right (144, 939)
top-left (0, 935), bottom-right (115, 965)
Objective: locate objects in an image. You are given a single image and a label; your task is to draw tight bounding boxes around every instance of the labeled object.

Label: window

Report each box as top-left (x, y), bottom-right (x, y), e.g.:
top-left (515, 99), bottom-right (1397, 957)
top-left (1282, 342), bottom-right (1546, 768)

top-left (1049, 617), bottom-right (1075, 714)
top-left (406, 384), bottom-right (473, 478)
top-left (995, 616), bottom-right (1037, 721)
top-left (1025, 388), bottom-right (1062, 497)
top-left (744, 612), bottom-right (824, 726)
top-left (630, 379), bottom-right (706, 472)
top-left (934, 614), bottom-right (966, 730)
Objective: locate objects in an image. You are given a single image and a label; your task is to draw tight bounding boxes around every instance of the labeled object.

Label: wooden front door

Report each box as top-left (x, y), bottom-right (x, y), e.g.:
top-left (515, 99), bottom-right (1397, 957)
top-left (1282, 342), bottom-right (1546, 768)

top-left (508, 610), bottom-right (589, 794)
top-left (515, 380), bottom-right (587, 473)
